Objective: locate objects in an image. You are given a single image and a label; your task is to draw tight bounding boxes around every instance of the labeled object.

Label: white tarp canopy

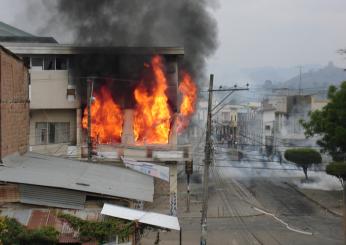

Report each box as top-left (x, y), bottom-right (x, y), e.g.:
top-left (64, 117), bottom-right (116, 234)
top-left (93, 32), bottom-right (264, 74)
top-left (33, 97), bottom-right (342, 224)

top-left (101, 203), bottom-right (180, 231)
top-left (121, 157), bottom-right (169, 182)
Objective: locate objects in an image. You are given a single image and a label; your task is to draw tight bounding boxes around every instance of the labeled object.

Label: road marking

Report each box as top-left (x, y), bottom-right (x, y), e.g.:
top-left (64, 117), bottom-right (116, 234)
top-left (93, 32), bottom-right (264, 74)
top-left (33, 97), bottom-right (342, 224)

top-left (253, 207), bottom-right (313, 236)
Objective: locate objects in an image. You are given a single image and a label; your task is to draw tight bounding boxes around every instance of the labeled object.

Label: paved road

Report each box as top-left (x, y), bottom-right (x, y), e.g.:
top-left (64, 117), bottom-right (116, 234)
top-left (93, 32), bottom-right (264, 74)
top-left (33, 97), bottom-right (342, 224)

top-left (142, 148), bottom-right (343, 245)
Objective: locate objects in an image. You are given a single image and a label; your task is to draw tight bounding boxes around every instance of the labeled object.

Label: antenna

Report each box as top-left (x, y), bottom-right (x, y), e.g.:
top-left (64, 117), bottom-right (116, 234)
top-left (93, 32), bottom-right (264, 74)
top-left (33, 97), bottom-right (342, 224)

top-left (298, 65), bottom-right (303, 95)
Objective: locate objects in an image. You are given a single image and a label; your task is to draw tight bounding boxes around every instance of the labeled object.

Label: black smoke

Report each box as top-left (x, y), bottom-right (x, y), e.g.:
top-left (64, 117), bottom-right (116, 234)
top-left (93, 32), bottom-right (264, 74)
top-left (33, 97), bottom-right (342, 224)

top-left (40, 0), bottom-right (218, 81)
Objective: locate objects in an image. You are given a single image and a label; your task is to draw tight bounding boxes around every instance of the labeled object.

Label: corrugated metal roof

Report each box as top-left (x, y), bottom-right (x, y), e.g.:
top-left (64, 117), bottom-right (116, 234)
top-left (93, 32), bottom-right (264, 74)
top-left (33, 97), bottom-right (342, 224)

top-left (101, 203), bottom-right (180, 230)
top-left (0, 153), bottom-right (154, 202)
top-left (19, 184), bottom-right (86, 209)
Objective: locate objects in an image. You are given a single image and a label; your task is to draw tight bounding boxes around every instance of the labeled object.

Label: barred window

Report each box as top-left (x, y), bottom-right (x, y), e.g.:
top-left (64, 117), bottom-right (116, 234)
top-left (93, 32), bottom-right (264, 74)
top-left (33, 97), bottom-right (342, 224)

top-left (35, 122), bottom-right (70, 145)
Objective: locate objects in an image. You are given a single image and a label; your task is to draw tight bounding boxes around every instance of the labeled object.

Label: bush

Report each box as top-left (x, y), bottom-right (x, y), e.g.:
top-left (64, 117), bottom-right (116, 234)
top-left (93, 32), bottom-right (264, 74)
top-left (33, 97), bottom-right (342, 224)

top-left (284, 148), bottom-right (322, 180)
top-left (58, 212), bottom-right (134, 243)
top-left (0, 217), bottom-right (58, 245)
top-left (284, 148), bottom-right (322, 166)
top-left (326, 162), bottom-right (346, 180)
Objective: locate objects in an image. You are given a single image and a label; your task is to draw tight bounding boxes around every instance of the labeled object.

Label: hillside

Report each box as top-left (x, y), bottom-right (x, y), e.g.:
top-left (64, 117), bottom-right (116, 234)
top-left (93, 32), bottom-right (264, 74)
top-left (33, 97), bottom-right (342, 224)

top-left (282, 62), bottom-right (346, 91)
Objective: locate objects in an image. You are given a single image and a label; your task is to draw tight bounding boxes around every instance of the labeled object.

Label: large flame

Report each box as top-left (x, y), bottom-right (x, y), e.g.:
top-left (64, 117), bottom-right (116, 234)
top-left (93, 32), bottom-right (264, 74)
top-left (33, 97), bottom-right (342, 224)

top-left (133, 56), bottom-right (172, 144)
top-left (177, 72), bottom-right (198, 132)
top-left (82, 86), bottom-right (123, 143)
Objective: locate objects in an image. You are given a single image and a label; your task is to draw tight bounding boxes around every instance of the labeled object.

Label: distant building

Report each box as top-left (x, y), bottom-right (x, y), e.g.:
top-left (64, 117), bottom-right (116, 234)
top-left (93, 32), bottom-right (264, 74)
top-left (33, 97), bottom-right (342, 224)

top-left (238, 95), bottom-right (328, 156)
top-left (214, 104), bottom-right (239, 145)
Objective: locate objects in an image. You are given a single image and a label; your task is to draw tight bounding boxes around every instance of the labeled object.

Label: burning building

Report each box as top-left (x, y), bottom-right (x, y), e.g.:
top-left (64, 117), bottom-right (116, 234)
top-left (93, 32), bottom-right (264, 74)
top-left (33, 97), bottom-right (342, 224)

top-left (1, 24), bottom-right (197, 217)
top-left (1, 39), bottom-right (197, 158)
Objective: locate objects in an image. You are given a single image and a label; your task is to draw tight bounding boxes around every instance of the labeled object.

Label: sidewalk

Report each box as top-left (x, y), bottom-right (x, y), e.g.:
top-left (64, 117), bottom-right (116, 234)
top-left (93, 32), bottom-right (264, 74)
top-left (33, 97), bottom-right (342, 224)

top-left (286, 182), bottom-right (343, 216)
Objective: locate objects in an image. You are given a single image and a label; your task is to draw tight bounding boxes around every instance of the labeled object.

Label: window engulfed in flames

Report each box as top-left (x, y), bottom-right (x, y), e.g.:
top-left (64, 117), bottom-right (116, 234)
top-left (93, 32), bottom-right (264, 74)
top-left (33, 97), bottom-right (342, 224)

top-left (82, 55), bottom-right (197, 145)
top-left (133, 56), bottom-right (172, 144)
top-left (82, 86), bottom-right (123, 144)
top-left (176, 72), bottom-right (198, 133)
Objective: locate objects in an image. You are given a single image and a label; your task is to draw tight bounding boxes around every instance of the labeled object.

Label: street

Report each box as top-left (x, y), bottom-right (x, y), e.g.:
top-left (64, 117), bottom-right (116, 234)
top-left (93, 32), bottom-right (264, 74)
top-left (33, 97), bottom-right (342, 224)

top-left (142, 147), bottom-right (343, 244)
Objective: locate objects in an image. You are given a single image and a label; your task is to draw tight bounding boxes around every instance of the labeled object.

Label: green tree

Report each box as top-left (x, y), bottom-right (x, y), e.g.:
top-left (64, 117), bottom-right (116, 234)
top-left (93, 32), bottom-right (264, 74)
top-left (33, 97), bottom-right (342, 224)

top-left (284, 148), bottom-right (322, 180)
top-left (300, 82), bottom-right (346, 160)
top-left (301, 81), bottom-right (346, 243)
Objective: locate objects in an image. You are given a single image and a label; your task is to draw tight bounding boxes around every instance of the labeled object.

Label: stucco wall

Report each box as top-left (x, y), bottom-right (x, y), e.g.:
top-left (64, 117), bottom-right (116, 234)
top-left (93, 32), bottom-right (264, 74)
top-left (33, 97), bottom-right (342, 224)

top-left (30, 70), bottom-right (79, 109)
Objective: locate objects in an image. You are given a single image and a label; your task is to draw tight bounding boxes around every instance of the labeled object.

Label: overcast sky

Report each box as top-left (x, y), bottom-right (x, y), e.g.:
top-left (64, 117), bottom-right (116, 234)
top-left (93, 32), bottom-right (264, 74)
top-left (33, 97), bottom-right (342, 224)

top-left (1, 0), bottom-right (345, 84)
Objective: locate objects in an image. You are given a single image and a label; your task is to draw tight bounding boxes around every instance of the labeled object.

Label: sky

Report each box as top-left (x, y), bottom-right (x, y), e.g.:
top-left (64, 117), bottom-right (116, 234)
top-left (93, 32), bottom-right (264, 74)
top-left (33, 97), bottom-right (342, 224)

top-left (208, 0), bottom-right (346, 84)
top-left (1, 0), bottom-right (346, 84)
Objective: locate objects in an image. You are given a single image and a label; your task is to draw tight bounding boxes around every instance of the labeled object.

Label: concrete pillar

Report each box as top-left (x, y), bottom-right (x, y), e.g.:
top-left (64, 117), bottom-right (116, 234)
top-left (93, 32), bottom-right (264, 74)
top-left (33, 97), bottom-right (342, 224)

top-left (168, 162), bottom-right (178, 216)
top-left (169, 114), bottom-right (178, 146)
top-left (121, 109), bottom-right (134, 145)
top-left (76, 108), bottom-right (82, 146)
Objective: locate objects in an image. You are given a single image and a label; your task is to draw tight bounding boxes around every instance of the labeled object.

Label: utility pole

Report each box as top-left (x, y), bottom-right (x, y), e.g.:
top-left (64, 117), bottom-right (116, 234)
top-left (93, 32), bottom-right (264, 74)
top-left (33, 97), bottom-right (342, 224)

top-left (199, 78), bottom-right (249, 244)
top-left (87, 78), bottom-right (94, 161)
top-left (185, 160), bottom-right (193, 212)
top-left (298, 65), bottom-right (303, 95)
top-left (200, 74), bottom-right (214, 245)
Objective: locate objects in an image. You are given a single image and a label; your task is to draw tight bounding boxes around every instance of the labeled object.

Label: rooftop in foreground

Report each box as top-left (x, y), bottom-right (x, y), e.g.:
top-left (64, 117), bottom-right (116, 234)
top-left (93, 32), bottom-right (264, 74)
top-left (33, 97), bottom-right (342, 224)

top-left (0, 153), bottom-right (154, 202)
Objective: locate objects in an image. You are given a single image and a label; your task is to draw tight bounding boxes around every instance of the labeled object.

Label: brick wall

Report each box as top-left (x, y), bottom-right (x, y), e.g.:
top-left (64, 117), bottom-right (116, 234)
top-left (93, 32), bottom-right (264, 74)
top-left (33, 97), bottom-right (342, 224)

top-left (0, 47), bottom-right (29, 158)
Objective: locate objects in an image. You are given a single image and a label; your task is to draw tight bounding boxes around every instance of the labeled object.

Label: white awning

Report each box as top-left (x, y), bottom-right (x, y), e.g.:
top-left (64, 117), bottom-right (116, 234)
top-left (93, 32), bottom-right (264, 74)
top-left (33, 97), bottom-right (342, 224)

top-left (122, 157), bottom-right (169, 182)
top-left (101, 203), bottom-right (180, 231)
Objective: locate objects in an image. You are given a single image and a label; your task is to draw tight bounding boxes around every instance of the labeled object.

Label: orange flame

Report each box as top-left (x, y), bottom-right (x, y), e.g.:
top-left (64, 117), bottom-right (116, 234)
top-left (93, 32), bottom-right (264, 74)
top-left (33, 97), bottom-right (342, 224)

top-left (133, 56), bottom-right (172, 144)
top-left (177, 72), bottom-right (198, 132)
top-left (82, 86), bottom-right (123, 143)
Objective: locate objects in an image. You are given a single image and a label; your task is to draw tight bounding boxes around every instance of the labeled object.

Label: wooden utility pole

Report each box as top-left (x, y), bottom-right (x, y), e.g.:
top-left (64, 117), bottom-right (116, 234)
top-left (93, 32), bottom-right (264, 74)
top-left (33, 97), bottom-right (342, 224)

top-left (185, 160), bottom-right (193, 212)
top-left (200, 74), bottom-right (214, 245)
top-left (87, 78), bottom-right (94, 161)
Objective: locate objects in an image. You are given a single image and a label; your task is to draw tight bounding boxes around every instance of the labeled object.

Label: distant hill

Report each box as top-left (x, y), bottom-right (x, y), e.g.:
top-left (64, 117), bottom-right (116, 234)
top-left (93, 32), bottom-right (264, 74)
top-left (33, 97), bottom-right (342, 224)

top-left (282, 62), bottom-right (346, 91)
top-left (240, 64), bottom-right (322, 84)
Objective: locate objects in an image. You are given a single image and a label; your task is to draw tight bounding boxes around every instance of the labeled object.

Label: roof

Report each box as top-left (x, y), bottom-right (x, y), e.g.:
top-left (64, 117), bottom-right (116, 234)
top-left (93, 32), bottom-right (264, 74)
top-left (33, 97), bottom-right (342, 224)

top-left (0, 153), bottom-right (154, 202)
top-left (0, 42), bottom-right (184, 55)
top-left (101, 203), bottom-right (180, 230)
top-left (0, 36), bottom-right (58, 43)
top-left (0, 21), bottom-right (34, 37)
top-left (0, 21), bottom-right (57, 43)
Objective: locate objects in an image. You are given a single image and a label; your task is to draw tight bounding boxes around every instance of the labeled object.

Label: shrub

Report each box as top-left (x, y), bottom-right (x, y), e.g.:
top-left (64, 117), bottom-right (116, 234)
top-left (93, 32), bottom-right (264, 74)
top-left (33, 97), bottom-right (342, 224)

top-left (326, 162), bottom-right (346, 180)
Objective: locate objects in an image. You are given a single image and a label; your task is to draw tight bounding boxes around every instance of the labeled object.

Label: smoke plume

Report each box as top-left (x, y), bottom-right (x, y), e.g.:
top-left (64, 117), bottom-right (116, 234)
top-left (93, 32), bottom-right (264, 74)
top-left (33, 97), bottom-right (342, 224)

top-left (40, 0), bottom-right (218, 81)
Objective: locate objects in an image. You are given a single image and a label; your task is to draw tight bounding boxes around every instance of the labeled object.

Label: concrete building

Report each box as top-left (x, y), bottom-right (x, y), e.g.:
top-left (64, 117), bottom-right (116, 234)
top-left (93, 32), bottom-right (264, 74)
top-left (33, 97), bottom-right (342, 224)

top-left (238, 95), bottom-right (329, 157)
top-left (0, 26), bottom-right (184, 158)
top-left (237, 102), bottom-right (262, 150)
top-left (0, 45), bottom-right (29, 159)
top-left (214, 104), bottom-right (239, 145)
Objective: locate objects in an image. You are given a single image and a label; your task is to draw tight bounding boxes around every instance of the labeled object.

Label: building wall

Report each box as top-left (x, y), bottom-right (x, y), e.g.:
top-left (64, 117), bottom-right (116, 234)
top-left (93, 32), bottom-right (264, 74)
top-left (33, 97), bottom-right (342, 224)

top-left (30, 70), bottom-right (79, 109)
top-left (0, 48), bottom-right (29, 158)
top-left (29, 109), bottom-right (76, 148)
top-left (237, 105), bottom-right (262, 150)
top-left (311, 97), bottom-right (328, 111)
top-left (268, 96), bottom-right (287, 113)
